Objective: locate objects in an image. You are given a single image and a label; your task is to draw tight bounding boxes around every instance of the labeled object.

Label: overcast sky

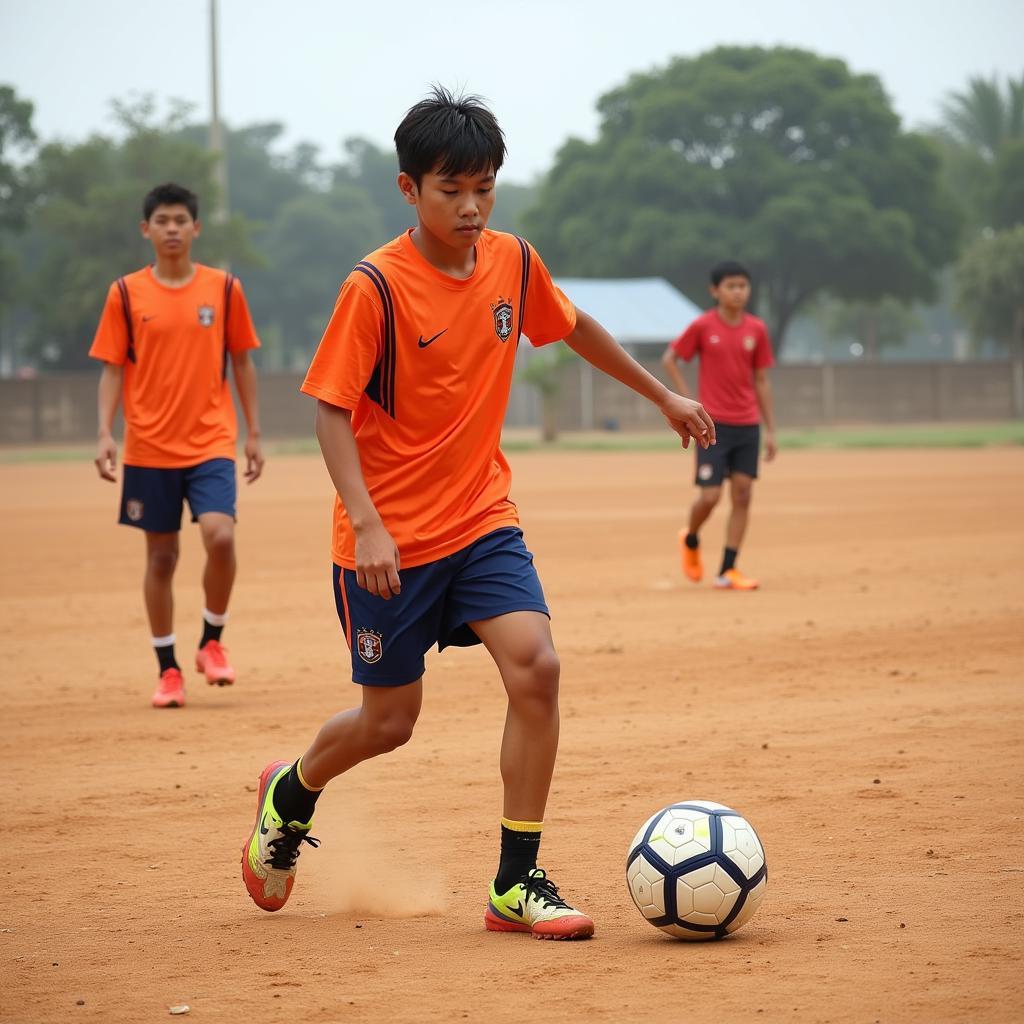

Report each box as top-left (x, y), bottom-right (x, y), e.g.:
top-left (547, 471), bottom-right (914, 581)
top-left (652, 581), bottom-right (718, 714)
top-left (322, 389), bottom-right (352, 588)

top-left (2, 0), bottom-right (1022, 182)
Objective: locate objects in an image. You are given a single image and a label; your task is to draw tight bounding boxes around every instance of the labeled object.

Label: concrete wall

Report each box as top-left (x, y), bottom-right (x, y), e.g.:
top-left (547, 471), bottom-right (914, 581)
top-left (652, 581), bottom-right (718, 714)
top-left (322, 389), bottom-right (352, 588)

top-left (2, 360), bottom-right (1021, 444)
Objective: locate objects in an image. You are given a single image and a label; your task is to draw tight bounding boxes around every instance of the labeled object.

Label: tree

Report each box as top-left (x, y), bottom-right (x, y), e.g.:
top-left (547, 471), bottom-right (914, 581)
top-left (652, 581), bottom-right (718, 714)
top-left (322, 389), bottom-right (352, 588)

top-left (817, 296), bottom-right (920, 361)
top-left (954, 226), bottom-right (1024, 357)
top-left (0, 84), bottom-right (37, 231)
top-left (938, 74), bottom-right (1024, 161)
top-left (24, 98), bottom-right (256, 369)
top-left (519, 346), bottom-right (576, 442)
top-left (523, 47), bottom-right (960, 353)
top-left (991, 138), bottom-right (1024, 228)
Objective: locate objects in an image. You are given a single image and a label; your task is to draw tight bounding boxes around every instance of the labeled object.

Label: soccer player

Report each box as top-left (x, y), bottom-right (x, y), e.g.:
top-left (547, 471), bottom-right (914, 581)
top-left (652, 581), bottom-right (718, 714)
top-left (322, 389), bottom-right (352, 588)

top-left (661, 261), bottom-right (776, 590)
top-left (90, 183), bottom-right (264, 708)
top-left (241, 88), bottom-right (715, 939)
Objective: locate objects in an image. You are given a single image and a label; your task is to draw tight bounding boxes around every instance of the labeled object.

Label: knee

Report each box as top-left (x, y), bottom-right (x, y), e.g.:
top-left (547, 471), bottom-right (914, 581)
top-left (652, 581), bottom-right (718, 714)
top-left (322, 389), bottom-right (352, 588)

top-left (697, 488), bottom-right (721, 510)
top-left (732, 484), bottom-right (753, 509)
top-left (204, 526), bottom-right (235, 558)
top-left (365, 710), bottom-right (417, 754)
top-left (147, 546), bottom-right (178, 578)
top-left (507, 648), bottom-right (561, 712)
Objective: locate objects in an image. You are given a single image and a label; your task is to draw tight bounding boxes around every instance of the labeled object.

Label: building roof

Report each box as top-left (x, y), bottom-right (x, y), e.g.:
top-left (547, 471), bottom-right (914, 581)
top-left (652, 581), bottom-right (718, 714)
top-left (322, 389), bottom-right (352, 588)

top-left (554, 277), bottom-right (703, 344)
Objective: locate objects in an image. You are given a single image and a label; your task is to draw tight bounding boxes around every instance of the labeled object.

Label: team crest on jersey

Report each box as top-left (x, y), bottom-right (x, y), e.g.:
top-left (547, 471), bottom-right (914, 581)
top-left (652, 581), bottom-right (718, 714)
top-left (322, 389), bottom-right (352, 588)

top-left (743, 335), bottom-right (756, 351)
top-left (355, 628), bottom-right (384, 664)
top-left (709, 334), bottom-right (721, 345)
top-left (698, 464), bottom-right (714, 481)
top-left (197, 304), bottom-right (216, 327)
top-left (491, 296), bottom-right (514, 342)
top-left (126, 499), bottom-right (144, 522)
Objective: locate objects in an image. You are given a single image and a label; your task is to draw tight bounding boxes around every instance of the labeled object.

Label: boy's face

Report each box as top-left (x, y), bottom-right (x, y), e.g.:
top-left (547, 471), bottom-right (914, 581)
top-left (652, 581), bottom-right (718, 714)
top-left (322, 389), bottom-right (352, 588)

top-left (141, 204), bottom-right (199, 257)
top-left (399, 165), bottom-right (496, 249)
top-left (710, 275), bottom-right (750, 311)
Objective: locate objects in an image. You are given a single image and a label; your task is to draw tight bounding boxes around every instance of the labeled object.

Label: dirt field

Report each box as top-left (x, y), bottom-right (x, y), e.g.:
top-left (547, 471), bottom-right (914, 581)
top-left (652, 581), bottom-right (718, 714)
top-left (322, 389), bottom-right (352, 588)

top-left (4, 446), bottom-right (1023, 1023)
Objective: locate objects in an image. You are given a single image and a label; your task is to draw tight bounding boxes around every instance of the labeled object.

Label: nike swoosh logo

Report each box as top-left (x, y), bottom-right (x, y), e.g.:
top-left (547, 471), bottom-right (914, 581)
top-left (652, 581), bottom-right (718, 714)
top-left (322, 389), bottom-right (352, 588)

top-left (259, 815), bottom-right (270, 836)
top-left (510, 900), bottom-right (524, 917)
top-left (417, 329), bottom-right (448, 348)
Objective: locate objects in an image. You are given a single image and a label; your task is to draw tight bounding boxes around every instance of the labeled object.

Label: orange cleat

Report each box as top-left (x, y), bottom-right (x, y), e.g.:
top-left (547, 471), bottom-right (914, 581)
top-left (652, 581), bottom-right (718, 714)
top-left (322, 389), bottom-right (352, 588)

top-left (196, 639), bottom-right (236, 686)
top-left (679, 530), bottom-right (703, 582)
top-left (715, 568), bottom-right (760, 590)
top-left (152, 668), bottom-right (185, 708)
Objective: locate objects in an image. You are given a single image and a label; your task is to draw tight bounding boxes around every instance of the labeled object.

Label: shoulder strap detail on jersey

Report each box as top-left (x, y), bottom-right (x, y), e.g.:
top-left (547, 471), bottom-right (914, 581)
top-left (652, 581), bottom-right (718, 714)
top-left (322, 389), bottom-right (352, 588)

top-left (513, 236), bottom-right (531, 344)
top-left (222, 272), bottom-right (235, 380)
top-left (353, 261), bottom-right (397, 419)
top-left (116, 277), bottom-right (137, 364)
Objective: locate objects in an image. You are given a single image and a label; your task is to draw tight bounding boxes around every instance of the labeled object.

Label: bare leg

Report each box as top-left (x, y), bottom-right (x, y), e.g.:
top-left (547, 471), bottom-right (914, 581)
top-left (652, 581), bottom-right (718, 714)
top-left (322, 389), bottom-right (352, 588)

top-left (724, 473), bottom-right (754, 551)
top-left (687, 485), bottom-right (722, 537)
top-left (144, 531), bottom-right (179, 636)
top-left (470, 611), bottom-right (560, 822)
top-left (299, 681), bottom-right (423, 789)
top-left (198, 511), bottom-right (236, 615)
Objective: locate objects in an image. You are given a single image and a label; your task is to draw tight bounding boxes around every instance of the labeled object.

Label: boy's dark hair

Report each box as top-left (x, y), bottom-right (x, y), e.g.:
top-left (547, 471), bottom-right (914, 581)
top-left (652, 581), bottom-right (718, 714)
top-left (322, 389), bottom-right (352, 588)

top-left (143, 183), bottom-right (199, 221)
top-left (394, 85), bottom-right (505, 185)
top-left (710, 260), bottom-right (751, 286)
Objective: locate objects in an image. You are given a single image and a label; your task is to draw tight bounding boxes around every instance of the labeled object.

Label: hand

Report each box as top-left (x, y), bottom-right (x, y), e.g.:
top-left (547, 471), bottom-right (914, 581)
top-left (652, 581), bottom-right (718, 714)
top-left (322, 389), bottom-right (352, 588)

top-left (765, 431), bottom-right (778, 462)
top-left (659, 393), bottom-right (716, 449)
top-left (95, 433), bottom-right (117, 481)
top-left (354, 521), bottom-right (402, 599)
top-left (244, 434), bottom-right (265, 483)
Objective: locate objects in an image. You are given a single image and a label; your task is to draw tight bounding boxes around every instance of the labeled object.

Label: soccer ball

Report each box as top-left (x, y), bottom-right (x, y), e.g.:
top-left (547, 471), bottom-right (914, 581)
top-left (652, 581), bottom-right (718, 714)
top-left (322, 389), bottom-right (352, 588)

top-left (626, 800), bottom-right (767, 940)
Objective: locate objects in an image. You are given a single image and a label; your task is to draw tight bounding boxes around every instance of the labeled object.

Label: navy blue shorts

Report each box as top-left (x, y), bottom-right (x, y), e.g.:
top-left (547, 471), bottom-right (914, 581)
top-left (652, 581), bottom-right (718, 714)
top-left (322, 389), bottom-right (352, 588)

top-left (695, 423), bottom-right (760, 486)
top-left (332, 527), bottom-right (549, 687)
top-left (119, 458), bottom-right (237, 533)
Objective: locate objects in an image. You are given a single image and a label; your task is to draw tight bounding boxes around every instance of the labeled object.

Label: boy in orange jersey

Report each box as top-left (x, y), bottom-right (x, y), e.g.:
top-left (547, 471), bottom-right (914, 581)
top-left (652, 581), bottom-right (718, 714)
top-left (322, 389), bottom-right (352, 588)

top-left (662, 261), bottom-right (776, 590)
top-left (242, 89), bottom-right (715, 938)
top-left (90, 183), bottom-right (264, 709)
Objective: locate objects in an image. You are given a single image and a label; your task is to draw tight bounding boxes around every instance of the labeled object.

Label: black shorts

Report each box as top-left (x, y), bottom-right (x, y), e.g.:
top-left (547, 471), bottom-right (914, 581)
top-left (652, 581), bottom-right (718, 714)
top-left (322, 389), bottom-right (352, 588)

top-left (695, 423), bottom-right (760, 486)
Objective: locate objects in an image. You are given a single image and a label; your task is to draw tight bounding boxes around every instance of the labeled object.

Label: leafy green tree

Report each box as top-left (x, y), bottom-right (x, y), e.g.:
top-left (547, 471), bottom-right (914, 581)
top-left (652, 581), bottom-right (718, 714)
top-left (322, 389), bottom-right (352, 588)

top-left (991, 138), bottom-right (1024, 228)
top-left (955, 225), bottom-right (1024, 356)
top-left (524, 47), bottom-right (960, 353)
top-left (0, 84), bottom-right (37, 231)
top-left (24, 98), bottom-right (256, 369)
top-left (818, 297), bottom-right (920, 361)
top-left (519, 345), bottom-right (577, 442)
top-left (938, 74), bottom-right (1024, 160)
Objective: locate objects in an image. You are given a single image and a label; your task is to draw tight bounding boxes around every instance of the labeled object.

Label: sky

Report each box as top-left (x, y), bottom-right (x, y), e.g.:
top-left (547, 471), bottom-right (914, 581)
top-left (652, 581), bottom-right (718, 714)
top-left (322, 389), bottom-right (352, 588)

top-left (2, 0), bottom-right (1023, 183)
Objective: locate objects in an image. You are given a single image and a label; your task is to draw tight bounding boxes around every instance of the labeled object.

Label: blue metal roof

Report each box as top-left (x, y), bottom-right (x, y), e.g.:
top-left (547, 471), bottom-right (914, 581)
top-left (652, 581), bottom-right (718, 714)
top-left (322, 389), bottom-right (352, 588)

top-left (554, 277), bottom-right (703, 345)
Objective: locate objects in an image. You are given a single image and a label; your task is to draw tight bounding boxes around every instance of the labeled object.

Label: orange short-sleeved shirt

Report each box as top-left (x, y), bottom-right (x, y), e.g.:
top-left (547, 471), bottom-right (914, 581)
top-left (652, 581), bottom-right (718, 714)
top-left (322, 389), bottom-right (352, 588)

top-left (89, 264), bottom-right (260, 468)
top-left (302, 229), bottom-right (577, 569)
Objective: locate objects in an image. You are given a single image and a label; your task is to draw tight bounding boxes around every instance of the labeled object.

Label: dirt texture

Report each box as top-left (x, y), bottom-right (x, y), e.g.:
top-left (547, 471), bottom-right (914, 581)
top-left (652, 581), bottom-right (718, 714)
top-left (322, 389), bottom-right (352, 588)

top-left (3, 447), bottom-right (1023, 1023)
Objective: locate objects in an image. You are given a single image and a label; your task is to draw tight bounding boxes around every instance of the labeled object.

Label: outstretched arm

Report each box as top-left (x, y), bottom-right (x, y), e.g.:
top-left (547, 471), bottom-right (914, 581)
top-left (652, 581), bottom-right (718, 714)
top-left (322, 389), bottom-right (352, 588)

top-left (231, 350), bottom-right (265, 483)
top-left (564, 308), bottom-right (715, 448)
top-left (94, 362), bottom-right (122, 481)
top-left (315, 400), bottom-right (401, 599)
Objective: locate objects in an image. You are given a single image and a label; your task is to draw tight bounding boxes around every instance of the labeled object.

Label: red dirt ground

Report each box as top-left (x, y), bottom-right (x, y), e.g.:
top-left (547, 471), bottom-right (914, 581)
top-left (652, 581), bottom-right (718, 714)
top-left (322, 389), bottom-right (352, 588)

top-left (3, 447), bottom-right (1023, 1023)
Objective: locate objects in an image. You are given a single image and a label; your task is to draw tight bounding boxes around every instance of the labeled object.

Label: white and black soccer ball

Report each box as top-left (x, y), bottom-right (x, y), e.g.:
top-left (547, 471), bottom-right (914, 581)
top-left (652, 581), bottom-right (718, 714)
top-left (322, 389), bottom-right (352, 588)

top-left (626, 800), bottom-right (767, 940)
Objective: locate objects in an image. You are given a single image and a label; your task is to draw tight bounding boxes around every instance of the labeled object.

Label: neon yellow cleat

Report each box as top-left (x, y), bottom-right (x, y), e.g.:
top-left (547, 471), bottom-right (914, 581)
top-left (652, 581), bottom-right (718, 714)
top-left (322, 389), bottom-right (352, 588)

top-left (484, 868), bottom-right (594, 940)
top-left (241, 760), bottom-right (319, 912)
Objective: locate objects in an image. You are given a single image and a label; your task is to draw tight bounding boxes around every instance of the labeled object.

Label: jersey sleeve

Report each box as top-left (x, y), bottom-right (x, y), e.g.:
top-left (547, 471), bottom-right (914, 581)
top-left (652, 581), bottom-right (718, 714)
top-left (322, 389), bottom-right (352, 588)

top-left (521, 242), bottom-right (577, 347)
top-left (671, 318), bottom-right (702, 362)
top-left (226, 278), bottom-right (260, 353)
top-left (301, 277), bottom-right (384, 409)
top-left (753, 321), bottom-right (774, 370)
top-left (88, 282), bottom-right (130, 365)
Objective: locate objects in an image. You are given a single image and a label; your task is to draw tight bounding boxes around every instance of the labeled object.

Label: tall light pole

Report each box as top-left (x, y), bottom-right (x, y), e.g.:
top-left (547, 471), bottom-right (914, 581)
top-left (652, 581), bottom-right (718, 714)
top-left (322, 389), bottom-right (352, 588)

top-left (209, 0), bottom-right (229, 226)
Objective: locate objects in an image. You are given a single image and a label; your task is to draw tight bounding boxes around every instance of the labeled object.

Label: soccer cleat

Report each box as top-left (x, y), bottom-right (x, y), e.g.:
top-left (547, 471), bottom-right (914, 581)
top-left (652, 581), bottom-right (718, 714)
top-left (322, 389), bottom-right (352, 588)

top-left (715, 568), bottom-right (760, 590)
top-left (196, 639), bottom-right (235, 686)
top-left (242, 760), bottom-right (319, 912)
top-left (484, 868), bottom-right (594, 940)
top-left (151, 668), bottom-right (185, 708)
top-left (679, 530), bottom-right (703, 582)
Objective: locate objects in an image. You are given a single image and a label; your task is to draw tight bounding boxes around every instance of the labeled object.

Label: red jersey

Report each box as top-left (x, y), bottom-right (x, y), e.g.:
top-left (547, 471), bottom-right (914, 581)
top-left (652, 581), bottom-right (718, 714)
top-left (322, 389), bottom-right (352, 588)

top-left (671, 310), bottom-right (773, 425)
top-left (302, 229), bottom-right (576, 569)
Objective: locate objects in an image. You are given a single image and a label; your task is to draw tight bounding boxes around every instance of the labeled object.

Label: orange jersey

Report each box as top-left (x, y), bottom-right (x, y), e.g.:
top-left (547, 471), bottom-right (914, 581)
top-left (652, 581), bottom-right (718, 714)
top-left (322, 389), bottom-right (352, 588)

top-left (302, 229), bottom-right (577, 569)
top-left (89, 264), bottom-right (260, 468)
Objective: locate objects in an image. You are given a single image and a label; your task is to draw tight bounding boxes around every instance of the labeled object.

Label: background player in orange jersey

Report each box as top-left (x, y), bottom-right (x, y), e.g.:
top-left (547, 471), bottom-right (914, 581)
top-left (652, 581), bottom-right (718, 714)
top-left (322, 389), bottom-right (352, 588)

top-left (90, 183), bottom-right (264, 709)
top-left (662, 261), bottom-right (776, 590)
top-left (242, 88), bottom-right (715, 938)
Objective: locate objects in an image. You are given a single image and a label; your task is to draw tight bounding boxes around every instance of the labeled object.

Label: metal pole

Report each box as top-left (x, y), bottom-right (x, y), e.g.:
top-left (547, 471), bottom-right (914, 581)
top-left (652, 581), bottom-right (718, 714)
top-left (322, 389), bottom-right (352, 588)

top-left (209, 0), bottom-right (228, 226)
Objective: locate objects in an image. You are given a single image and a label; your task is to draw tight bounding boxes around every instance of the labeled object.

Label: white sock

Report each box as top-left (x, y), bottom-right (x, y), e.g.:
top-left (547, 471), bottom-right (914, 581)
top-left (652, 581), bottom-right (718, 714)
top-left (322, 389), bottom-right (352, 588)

top-left (202, 609), bottom-right (228, 627)
top-left (152, 633), bottom-right (176, 647)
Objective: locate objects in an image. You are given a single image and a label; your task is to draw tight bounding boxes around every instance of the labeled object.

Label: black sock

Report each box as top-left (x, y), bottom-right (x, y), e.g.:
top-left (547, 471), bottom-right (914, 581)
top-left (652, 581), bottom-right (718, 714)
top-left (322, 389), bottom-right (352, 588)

top-left (720, 547), bottom-right (738, 575)
top-left (155, 643), bottom-right (179, 674)
top-left (272, 760), bottom-right (321, 825)
top-left (200, 619), bottom-right (224, 648)
top-left (495, 821), bottom-right (542, 893)
top-left (684, 532), bottom-right (699, 550)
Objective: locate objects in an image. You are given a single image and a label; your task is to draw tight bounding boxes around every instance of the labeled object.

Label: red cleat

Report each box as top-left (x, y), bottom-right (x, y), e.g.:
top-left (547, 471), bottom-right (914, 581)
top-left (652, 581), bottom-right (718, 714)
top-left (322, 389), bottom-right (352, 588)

top-left (196, 639), bottom-right (236, 686)
top-left (152, 668), bottom-right (185, 708)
